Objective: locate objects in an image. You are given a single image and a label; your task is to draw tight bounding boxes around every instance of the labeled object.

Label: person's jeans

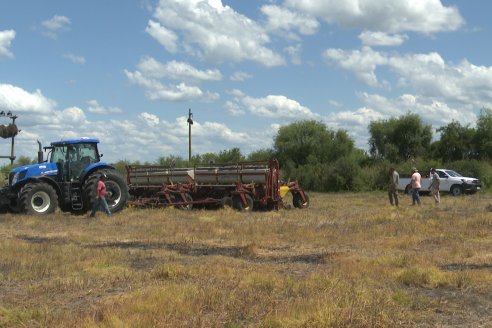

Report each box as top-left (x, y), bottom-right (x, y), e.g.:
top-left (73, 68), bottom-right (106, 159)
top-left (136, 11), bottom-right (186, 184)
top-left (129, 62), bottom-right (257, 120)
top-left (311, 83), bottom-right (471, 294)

top-left (90, 197), bottom-right (111, 216)
top-left (412, 188), bottom-right (421, 205)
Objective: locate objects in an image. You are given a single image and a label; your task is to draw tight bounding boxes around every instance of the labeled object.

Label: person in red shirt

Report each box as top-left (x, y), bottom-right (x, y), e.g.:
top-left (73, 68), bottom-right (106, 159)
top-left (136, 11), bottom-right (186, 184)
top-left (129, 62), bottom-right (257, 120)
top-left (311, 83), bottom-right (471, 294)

top-left (90, 173), bottom-right (111, 217)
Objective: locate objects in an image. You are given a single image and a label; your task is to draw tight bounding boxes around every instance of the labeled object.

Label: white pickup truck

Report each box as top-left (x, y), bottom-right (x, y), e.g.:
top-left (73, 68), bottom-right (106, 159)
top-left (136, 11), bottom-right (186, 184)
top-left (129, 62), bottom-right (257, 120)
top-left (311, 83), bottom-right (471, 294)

top-left (397, 169), bottom-right (481, 196)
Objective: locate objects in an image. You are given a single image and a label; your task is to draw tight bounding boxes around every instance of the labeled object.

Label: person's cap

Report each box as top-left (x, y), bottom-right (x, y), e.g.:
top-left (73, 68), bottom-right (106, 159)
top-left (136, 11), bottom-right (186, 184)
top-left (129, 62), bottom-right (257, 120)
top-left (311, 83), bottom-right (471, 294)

top-left (100, 173), bottom-right (107, 179)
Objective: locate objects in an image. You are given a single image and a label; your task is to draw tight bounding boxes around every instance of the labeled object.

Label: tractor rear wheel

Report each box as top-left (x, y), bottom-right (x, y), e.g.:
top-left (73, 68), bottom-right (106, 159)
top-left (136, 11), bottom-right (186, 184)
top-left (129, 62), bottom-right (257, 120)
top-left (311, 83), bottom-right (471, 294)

top-left (83, 170), bottom-right (129, 214)
top-left (19, 182), bottom-right (58, 215)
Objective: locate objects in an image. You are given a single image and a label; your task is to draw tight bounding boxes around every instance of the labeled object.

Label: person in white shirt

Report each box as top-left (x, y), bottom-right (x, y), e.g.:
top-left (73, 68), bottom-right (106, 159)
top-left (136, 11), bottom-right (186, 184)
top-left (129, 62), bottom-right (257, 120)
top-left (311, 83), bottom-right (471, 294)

top-left (428, 168), bottom-right (440, 204)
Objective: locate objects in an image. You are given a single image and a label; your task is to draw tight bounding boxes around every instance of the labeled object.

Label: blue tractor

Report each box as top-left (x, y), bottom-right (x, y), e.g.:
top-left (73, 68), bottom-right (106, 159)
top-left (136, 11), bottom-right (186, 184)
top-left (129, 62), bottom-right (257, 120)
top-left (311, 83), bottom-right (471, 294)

top-left (0, 138), bottom-right (128, 215)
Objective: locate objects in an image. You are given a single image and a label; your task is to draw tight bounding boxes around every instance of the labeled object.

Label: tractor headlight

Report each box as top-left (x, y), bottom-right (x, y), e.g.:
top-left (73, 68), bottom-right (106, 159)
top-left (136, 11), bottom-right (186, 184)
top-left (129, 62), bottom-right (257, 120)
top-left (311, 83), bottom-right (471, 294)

top-left (11, 172), bottom-right (19, 186)
top-left (10, 170), bottom-right (27, 186)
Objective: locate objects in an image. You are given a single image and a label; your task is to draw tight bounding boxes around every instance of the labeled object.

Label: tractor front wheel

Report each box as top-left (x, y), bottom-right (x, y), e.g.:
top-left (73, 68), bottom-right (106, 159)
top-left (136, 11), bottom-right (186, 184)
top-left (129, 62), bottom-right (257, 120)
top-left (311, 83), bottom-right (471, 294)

top-left (19, 182), bottom-right (58, 215)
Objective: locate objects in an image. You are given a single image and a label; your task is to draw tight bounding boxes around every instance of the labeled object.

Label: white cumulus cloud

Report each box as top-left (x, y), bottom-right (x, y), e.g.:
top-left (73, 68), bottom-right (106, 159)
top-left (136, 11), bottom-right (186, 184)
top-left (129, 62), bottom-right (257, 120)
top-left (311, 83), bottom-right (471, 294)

top-left (226, 90), bottom-right (318, 120)
top-left (125, 57), bottom-right (221, 102)
top-left (324, 46), bottom-right (492, 110)
top-left (0, 83), bottom-right (265, 163)
top-left (63, 53), bottom-right (86, 65)
top-left (136, 57), bottom-right (222, 81)
top-left (0, 30), bottom-right (15, 59)
top-left (125, 69), bottom-right (219, 102)
top-left (261, 5), bottom-right (319, 40)
top-left (323, 46), bottom-right (388, 86)
top-left (40, 15), bottom-right (71, 38)
top-left (229, 71), bottom-right (252, 82)
top-left (286, 0), bottom-right (464, 34)
top-left (149, 0), bottom-right (285, 66)
top-left (145, 20), bottom-right (178, 53)
top-left (359, 31), bottom-right (408, 47)
top-left (87, 100), bottom-right (122, 115)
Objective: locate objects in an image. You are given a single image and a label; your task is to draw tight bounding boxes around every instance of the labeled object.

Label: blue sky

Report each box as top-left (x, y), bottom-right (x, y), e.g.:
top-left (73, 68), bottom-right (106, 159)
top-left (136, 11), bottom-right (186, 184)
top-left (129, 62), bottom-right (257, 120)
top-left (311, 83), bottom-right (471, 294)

top-left (1, 0), bottom-right (491, 163)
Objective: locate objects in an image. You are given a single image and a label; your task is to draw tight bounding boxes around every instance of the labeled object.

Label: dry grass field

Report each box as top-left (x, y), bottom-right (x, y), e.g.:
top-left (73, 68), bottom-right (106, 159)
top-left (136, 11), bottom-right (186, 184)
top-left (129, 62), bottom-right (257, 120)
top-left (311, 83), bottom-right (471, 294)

top-left (0, 192), bottom-right (491, 327)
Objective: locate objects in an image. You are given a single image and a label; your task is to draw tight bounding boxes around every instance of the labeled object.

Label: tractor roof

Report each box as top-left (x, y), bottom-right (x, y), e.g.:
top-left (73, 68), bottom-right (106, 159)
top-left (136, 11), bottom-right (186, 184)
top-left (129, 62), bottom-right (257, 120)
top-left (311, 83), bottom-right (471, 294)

top-left (51, 137), bottom-right (100, 146)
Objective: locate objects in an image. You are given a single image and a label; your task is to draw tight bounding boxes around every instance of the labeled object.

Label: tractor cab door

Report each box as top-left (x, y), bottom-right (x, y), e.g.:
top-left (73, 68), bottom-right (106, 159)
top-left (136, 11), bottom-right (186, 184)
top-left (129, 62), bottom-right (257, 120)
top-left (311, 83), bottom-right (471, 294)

top-left (50, 143), bottom-right (99, 181)
top-left (67, 143), bottom-right (99, 181)
top-left (50, 144), bottom-right (70, 182)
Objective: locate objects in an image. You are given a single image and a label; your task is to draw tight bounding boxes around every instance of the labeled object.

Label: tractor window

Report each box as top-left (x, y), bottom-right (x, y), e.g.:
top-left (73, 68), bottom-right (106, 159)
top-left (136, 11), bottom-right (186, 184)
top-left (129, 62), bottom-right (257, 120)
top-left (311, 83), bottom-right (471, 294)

top-left (66, 143), bottom-right (98, 164)
top-left (78, 143), bottom-right (98, 163)
top-left (51, 146), bottom-right (68, 163)
top-left (68, 143), bottom-right (99, 179)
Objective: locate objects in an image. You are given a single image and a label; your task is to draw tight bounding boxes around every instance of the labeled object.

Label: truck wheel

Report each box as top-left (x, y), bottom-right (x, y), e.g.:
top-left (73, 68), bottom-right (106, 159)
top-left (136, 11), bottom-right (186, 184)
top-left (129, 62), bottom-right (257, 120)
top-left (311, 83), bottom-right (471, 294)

top-left (450, 185), bottom-right (463, 196)
top-left (233, 194), bottom-right (253, 212)
top-left (19, 182), bottom-right (58, 215)
top-left (293, 192), bottom-right (309, 209)
top-left (83, 170), bottom-right (129, 214)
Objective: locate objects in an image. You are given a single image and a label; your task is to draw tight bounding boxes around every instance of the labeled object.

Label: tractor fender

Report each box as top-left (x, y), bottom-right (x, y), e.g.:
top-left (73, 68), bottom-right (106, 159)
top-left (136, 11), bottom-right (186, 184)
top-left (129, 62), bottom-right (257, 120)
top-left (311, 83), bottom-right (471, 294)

top-left (80, 163), bottom-right (115, 183)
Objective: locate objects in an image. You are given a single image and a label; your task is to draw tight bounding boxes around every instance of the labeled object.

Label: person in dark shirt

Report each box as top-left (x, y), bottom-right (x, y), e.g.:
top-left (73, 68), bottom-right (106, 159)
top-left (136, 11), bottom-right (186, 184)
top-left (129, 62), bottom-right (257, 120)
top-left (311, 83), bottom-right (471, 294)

top-left (388, 167), bottom-right (399, 206)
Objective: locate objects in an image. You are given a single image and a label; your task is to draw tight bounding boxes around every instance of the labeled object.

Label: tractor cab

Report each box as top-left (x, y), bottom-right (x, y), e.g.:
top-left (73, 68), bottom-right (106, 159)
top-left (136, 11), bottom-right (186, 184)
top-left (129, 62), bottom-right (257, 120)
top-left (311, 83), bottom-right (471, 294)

top-left (47, 138), bottom-right (101, 181)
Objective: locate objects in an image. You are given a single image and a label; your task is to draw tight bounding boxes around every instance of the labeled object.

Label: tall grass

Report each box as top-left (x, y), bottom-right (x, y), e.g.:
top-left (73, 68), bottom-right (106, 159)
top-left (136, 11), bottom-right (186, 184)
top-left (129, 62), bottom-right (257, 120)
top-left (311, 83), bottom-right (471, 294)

top-left (0, 192), bottom-right (491, 327)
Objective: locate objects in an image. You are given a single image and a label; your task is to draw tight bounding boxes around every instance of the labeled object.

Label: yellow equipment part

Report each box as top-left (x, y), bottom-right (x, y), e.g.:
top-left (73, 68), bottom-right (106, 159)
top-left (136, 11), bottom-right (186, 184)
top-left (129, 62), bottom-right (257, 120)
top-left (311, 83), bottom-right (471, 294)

top-left (280, 185), bottom-right (290, 198)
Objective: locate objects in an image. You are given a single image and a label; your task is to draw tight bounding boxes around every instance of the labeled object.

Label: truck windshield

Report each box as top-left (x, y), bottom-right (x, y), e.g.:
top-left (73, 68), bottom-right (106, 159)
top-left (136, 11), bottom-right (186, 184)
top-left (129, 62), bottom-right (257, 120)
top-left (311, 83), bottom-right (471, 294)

top-left (445, 170), bottom-right (462, 177)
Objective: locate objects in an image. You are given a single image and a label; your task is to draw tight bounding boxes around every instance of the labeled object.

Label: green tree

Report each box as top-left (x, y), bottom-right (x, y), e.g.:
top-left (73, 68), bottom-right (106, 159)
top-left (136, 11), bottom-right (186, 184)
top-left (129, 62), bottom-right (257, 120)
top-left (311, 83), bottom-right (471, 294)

top-left (112, 160), bottom-right (131, 176)
top-left (474, 108), bottom-right (492, 160)
top-left (216, 147), bottom-right (244, 163)
top-left (156, 155), bottom-right (188, 167)
top-left (369, 113), bottom-right (432, 162)
top-left (273, 120), bottom-right (363, 191)
top-left (193, 148), bottom-right (244, 164)
top-left (247, 148), bottom-right (275, 161)
top-left (274, 120), bottom-right (354, 167)
top-left (434, 121), bottom-right (476, 160)
top-left (16, 156), bottom-right (34, 166)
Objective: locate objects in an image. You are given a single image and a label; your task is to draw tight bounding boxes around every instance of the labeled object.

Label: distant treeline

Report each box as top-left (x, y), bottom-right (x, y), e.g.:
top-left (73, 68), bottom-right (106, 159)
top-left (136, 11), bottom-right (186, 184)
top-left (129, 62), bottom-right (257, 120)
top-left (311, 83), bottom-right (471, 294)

top-left (2, 109), bottom-right (492, 192)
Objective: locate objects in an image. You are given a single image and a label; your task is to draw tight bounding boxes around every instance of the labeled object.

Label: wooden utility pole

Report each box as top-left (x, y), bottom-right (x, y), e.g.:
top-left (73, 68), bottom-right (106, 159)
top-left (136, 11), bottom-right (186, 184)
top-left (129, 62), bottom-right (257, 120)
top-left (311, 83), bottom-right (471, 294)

top-left (187, 108), bottom-right (193, 162)
top-left (0, 111), bottom-right (18, 165)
